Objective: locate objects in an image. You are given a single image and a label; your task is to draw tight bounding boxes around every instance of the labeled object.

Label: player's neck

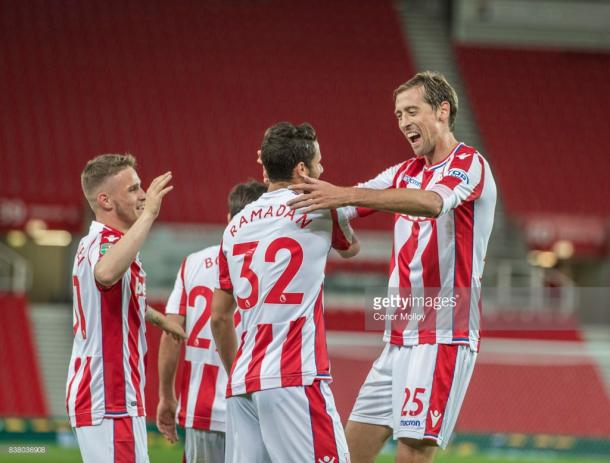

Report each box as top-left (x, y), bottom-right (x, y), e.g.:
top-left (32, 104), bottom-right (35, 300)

top-left (424, 132), bottom-right (459, 166)
top-left (267, 181), bottom-right (293, 192)
top-left (94, 212), bottom-right (129, 234)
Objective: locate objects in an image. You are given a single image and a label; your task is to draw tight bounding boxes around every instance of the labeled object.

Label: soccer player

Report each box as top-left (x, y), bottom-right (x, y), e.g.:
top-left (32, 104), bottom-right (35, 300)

top-left (288, 72), bottom-right (497, 463)
top-left (211, 122), bottom-right (359, 463)
top-left (156, 180), bottom-right (267, 463)
top-left (66, 154), bottom-right (186, 463)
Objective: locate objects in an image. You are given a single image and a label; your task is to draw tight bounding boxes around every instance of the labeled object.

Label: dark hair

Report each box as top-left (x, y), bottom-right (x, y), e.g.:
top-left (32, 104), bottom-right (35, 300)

top-left (260, 122), bottom-right (318, 182)
top-left (393, 71), bottom-right (459, 131)
top-left (228, 180), bottom-right (267, 218)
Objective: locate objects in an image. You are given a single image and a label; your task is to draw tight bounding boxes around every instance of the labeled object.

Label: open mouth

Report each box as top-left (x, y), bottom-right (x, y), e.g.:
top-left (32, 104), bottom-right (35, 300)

top-left (407, 131), bottom-right (422, 145)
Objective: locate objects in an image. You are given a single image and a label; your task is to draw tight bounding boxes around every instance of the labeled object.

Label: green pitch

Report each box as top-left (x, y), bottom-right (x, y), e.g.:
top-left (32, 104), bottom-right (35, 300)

top-left (3, 445), bottom-right (610, 463)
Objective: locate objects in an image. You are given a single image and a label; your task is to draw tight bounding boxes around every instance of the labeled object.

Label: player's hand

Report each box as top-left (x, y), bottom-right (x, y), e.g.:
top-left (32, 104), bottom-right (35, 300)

top-left (156, 398), bottom-right (179, 443)
top-left (143, 171), bottom-right (173, 219)
top-left (287, 176), bottom-right (353, 213)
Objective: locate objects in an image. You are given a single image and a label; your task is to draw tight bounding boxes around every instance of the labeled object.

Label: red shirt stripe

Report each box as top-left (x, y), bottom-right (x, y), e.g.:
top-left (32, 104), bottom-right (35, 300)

top-left (101, 283), bottom-right (126, 412)
top-left (280, 317), bottom-right (306, 387)
top-left (313, 288), bottom-right (330, 376)
top-left (127, 265), bottom-right (144, 413)
top-left (244, 325), bottom-right (273, 393)
top-left (178, 258), bottom-right (187, 316)
top-left (218, 243), bottom-right (232, 290)
top-left (453, 201), bottom-right (475, 341)
top-left (192, 364), bottom-right (219, 430)
top-left (390, 222), bottom-right (420, 344)
top-left (75, 356), bottom-right (92, 426)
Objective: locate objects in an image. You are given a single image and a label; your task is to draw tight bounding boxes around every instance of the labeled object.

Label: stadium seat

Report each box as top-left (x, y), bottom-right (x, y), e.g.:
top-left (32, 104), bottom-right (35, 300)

top-left (0, 293), bottom-right (48, 416)
top-left (455, 45), bottom-right (610, 219)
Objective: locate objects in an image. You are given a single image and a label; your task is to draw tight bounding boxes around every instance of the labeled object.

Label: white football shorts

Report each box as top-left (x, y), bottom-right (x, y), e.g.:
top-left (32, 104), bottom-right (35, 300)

top-left (74, 416), bottom-right (149, 463)
top-left (184, 428), bottom-right (225, 463)
top-left (226, 381), bottom-right (350, 463)
top-left (349, 343), bottom-right (477, 448)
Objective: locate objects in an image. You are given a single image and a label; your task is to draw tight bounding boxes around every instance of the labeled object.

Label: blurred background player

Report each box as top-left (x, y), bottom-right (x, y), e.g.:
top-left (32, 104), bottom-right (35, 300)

top-left (211, 122), bottom-right (359, 463)
top-left (289, 72), bottom-right (497, 463)
top-left (66, 154), bottom-right (185, 463)
top-left (156, 179), bottom-right (267, 463)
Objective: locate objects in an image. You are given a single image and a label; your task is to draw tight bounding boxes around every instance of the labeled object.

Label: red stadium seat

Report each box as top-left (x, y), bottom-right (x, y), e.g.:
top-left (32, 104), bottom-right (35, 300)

top-left (455, 45), bottom-right (610, 219)
top-left (0, 293), bottom-right (48, 417)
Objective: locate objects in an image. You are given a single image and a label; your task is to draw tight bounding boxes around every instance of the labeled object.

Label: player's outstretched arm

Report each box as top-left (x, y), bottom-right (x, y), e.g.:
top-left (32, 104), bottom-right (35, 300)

top-left (288, 176), bottom-right (441, 218)
top-left (145, 307), bottom-right (187, 341)
top-left (156, 314), bottom-right (184, 444)
top-left (94, 172), bottom-right (173, 287)
top-left (210, 289), bottom-right (237, 375)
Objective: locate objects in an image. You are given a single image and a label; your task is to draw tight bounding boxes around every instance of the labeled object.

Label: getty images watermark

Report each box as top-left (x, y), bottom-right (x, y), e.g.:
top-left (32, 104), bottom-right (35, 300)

top-left (362, 286), bottom-right (610, 333)
top-left (372, 293), bottom-right (459, 321)
top-left (364, 287), bottom-right (478, 332)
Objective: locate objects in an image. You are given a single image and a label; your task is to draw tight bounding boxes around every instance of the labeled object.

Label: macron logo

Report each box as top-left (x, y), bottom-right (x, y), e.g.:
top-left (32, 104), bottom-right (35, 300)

top-left (456, 153), bottom-right (471, 160)
top-left (106, 235), bottom-right (119, 243)
top-left (430, 410), bottom-right (442, 428)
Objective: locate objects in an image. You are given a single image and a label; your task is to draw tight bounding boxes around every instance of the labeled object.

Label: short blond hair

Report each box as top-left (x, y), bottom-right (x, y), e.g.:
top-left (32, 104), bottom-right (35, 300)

top-left (393, 71), bottom-right (459, 131)
top-left (81, 154), bottom-right (136, 207)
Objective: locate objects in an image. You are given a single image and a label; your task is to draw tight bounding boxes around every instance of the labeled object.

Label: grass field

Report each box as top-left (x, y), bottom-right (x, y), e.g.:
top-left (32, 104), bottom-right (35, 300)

top-left (2, 445), bottom-right (610, 463)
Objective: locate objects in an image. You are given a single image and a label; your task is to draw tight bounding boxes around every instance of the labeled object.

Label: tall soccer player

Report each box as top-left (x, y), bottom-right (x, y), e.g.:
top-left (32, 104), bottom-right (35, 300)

top-left (66, 154), bottom-right (186, 463)
top-left (211, 122), bottom-right (359, 463)
top-left (289, 72), bottom-right (497, 463)
top-left (156, 180), bottom-right (267, 463)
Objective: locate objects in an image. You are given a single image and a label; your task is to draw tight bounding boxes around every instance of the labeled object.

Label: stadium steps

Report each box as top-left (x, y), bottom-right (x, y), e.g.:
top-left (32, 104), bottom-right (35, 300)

top-left (583, 325), bottom-right (610, 392)
top-left (394, 0), bottom-right (527, 263)
top-left (29, 304), bottom-right (73, 418)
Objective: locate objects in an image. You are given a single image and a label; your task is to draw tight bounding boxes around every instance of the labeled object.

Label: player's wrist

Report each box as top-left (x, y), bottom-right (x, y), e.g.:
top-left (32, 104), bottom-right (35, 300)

top-left (139, 209), bottom-right (157, 222)
top-left (345, 186), bottom-right (360, 207)
top-left (158, 393), bottom-right (177, 403)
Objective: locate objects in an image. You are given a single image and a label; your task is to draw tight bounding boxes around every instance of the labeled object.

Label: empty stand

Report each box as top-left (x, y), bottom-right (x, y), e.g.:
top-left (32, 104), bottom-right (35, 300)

top-left (0, 0), bottom-right (413, 230)
top-left (0, 293), bottom-right (48, 416)
top-left (456, 45), bottom-right (610, 218)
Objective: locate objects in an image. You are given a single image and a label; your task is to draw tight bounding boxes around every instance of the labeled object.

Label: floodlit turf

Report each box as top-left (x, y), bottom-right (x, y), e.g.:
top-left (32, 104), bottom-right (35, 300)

top-left (378, 455), bottom-right (610, 463)
top-left (2, 445), bottom-right (610, 463)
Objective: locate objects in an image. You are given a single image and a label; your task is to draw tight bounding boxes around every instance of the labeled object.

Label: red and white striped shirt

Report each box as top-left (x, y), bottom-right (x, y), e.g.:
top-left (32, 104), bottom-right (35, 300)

top-left (166, 245), bottom-right (241, 432)
top-left (218, 188), bottom-right (353, 397)
top-left (347, 143), bottom-right (496, 351)
top-left (66, 221), bottom-right (147, 427)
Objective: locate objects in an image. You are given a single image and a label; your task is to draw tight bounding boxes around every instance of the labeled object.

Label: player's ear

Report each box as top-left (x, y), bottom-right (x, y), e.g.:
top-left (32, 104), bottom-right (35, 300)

top-left (96, 191), bottom-right (112, 211)
top-left (294, 161), bottom-right (308, 179)
top-left (227, 212), bottom-right (231, 224)
top-left (438, 101), bottom-right (450, 124)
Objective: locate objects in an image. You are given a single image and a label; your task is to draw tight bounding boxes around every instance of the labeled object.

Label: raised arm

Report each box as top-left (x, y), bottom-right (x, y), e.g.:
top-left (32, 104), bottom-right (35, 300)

top-left (94, 172), bottom-right (173, 287)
